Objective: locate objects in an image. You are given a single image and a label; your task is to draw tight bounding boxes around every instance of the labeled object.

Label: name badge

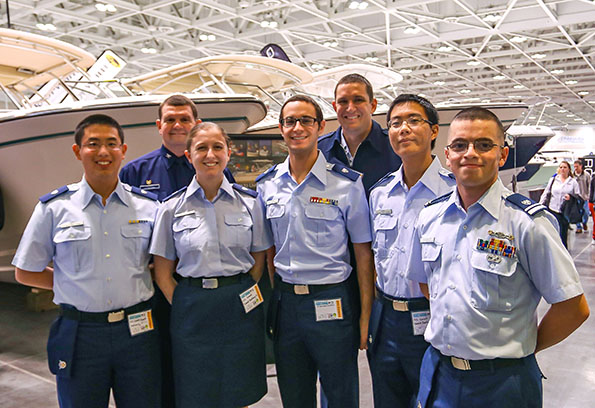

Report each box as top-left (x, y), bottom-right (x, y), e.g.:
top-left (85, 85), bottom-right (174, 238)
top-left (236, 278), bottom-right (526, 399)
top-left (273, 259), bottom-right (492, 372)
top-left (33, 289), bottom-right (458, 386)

top-left (127, 310), bottom-right (154, 336)
top-left (140, 183), bottom-right (160, 191)
top-left (411, 310), bottom-right (430, 336)
top-left (239, 284), bottom-right (264, 313)
top-left (375, 208), bottom-right (393, 216)
top-left (314, 298), bottom-right (343, 321)
top-left (174, 210), bottom-right (196, 218)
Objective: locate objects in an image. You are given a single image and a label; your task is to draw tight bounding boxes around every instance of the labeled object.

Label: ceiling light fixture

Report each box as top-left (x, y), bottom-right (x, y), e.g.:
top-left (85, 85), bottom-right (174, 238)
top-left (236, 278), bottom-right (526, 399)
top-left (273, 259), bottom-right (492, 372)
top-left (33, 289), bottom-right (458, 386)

top-left (141, 47), bottom-right (157, 54)
top-left (311, 63), bottom-right (325, 70)
top-left (558, 109), bottom-right (567, 113)
top-left (36, 23), bottom-right (57, 31)
top-left (404, 26), bottom-right (421, 34)
top-left (565, 80), bottom-right (578, 85)
top-left (460, 89), bottom-right (471, 94)
top-left (365, 56), bottom-right (379, 62)
top-left (260, 20), bottom-right (278, 28)
top-left (323, 40), bottom-right (339, 47)
top-left (238, 0), bottom-right (250, 8)
top-left (433, 80), bottom-right (445, 86)
top-left (551, 69), bottom-right (564, 75)
top-left (482, 14), bottom-right (501, 23)
top-left (510, 36), bottom-right (527, 43)
top-left (437, 45), bottom-right (452, 52)
top-left (467, 60), bottom-right (481, 66)
top-left (349, 1), bottom-right (369, 10)
top-left (578, 91), bottom-right (589, 96)
top-left (95, 2), bottom-right (117, 12)
top-left (399, 68), bottom-right (412, 74)
top-left (493, 74), bottom-right (506, 80)
top-left (531, 53), bottom-right (546, 59)
top-left (513, 84), bottom-right (525, 89)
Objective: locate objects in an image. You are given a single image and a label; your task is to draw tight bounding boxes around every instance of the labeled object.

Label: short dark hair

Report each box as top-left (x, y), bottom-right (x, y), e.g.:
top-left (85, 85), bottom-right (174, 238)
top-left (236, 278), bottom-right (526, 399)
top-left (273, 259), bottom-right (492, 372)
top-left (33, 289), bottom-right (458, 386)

top-left (334, 73), bottom-right (374, 102)
top-left (279, 95), bottom-right (324, 125)
top-left (74, 114), bottom-right (124, 146)
top-left (451, 107), bottom-right (506, 142)
top-left (186, 122), bottom-right (230, 152)
top-left (387, 94), bottom-right (439, 149)
top-left (574, 159), bottom-right (584, 169)
top-left (159, 94), bottom-right (198, 120)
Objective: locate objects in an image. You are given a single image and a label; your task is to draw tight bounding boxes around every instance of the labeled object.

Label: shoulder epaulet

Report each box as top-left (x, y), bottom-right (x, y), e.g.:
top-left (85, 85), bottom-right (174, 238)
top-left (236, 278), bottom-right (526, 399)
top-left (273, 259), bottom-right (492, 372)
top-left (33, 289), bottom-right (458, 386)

top-left (505, 193), bottom-right (547, 216)
top-left (438, 167), bottom-right (456, 180)
top-left (318, 131), bottom-right (336, 142)
top-left (424, 191), bottom-right (453, 207)
top-left (369, 172), bottom-right (395, 192)
top-left (129, 185), bottom-right (158, 201)
top-left (232, 183), bottom-right (257, 198)
top-left (327, 162), bottom-right (360, 181)
top-left (39, 185), bottom-right (71, 203)
top-left (163, 186), bottom-right (187, 202)
top-left (255, 164), bottom-right (278, 183)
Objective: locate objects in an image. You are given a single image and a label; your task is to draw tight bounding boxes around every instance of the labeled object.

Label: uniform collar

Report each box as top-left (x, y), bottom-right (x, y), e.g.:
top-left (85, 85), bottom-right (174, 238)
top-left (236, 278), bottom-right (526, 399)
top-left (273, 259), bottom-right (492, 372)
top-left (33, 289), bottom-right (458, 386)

top-left (390, 156), bottom-right (446, 196)
top-left (185, 175), bottom-right (234, 202)
top-left (76, 177), bottom-right (129, 208)
top-left (160, 145), bottom-right (192, 170)
top-left (449, 178), bottom-right (503, 220)
top-left (275, 150), bottom-right (328, 186)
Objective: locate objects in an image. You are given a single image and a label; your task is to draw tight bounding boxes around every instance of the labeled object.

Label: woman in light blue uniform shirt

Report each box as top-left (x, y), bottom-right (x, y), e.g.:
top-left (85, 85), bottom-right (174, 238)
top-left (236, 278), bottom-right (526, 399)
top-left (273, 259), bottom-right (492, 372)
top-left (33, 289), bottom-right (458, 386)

top-left (150, 122), bottom-right (273, 408)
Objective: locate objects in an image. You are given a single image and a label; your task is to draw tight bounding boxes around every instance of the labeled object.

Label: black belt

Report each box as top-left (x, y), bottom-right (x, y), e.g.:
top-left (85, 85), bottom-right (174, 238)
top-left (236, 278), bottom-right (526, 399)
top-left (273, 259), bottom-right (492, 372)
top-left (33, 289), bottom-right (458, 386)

top-left (376, 289), bottom-right (429, 312)
top-left (274, 274), bottom-right (344, 295)
top-left (181, 274), bottom-right (243, 289)
top-left (60, 299), bottom-right (152, 324)
top-left (437, 348), bottom-right (525, 371)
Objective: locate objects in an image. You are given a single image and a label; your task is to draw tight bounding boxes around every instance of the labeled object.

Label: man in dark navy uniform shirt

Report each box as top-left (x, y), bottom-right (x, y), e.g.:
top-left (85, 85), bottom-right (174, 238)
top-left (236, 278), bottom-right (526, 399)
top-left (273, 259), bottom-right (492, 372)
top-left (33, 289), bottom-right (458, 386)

top-left (120, 94), bottom-right (233, 408)
top-left (318, 74), bottom-right (401, 196)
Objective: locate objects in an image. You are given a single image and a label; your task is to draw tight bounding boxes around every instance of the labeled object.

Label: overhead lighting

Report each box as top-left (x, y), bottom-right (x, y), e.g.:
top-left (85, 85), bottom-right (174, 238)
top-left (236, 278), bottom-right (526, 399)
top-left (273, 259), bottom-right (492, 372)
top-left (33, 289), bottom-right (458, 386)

top-left (208, 34), bottom-right (216, 41)
top-left (433, 80), bottom-right (445, 86)
top-left (349, 1), bottom-right (369, 10)
top-left (483, 14), bottom-right (501, 23)
top-left (364, 56), bottom-right (379, 62)
top-left (566, 114), bottom-right (575, 117)
top-left (323, 40), bottom-right (339, 47)
top-left (510, 36), bottom-right (527, 43)
top-left (95, 2), bottom-right (117, 12)
top-left (404, 26), bottom-right (421, 34)
top-left (460, 89), bottom-right (471, 94)
top-left (399, 68), bottom-right (412, 74)
top-left (578, 91), bottom-right (589, 96)
top-left (340, 31), bottom-right (356, 38)
top-left (551, 69), bottom-right (564, 75)
top-left (260, 20), bottom-right (278, 29)
top-left (36, 23), bottom-right (57, 31)
top-left (493, 74), bottom-right (506, 80)
top-left (513, 84), bottom-right (525, 89)
top-left (238, 0), bottom-right (250, 7)
top-left (558, 109), bottom-right (567, 113)
top-left (467, 60), bottom-right (481, 66)
top-left (141, 47), bottom-right (157, 54)
top-left (311, 63), bottom-right (325, 70)
top-left (531, 53), bottom-right (546, 59)
top-left (482, 99), bottom-right (491, 103)
top-left (565, 80), bottom-right (578, 85)
top-left (574, 118), bottom-right (582, 121)
top-left (437, 45), bottom-right (452, 52)
top-left (589, 100), bottom-right (595, 104)
top-left (400, 57), bottom-right (414, 63)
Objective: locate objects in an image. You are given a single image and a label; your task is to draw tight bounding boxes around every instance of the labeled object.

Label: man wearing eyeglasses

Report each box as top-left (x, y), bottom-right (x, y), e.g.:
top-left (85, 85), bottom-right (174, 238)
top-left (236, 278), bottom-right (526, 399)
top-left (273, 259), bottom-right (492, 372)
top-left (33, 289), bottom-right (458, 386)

top-left (367, 94), bottom-right (455, 408)
top-left (406, 107), bottom-right (589, 407)
top-left (13, 114), bottom-right (161, 408)
top-left (257, 95), bottom-right (374, 408)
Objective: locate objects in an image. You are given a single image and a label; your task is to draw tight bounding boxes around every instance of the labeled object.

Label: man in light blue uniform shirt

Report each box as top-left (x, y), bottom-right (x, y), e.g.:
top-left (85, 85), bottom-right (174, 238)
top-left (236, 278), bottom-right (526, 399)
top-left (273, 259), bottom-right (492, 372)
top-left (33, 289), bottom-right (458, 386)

top-left (367, 94), bottom-right (455, 408)
top-left (12, 114), bottom-right (160, 408)
top-left (407, 107), bottom-right (589, 408)
top-left (257, 95), bottom-right (375, 408)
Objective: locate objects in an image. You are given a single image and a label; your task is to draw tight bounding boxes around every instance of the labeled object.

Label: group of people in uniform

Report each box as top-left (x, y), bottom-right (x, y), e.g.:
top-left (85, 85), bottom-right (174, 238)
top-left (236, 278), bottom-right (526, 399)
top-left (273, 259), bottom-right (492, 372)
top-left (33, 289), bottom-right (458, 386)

top-left (12, 73), bottom-right (590, 408)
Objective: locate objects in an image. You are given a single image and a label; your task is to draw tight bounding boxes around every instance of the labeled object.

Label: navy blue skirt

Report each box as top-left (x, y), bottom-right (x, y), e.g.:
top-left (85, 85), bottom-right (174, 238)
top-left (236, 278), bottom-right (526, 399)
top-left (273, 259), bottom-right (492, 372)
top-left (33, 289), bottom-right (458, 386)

top-left (170, 274), bottom-right (267, 408)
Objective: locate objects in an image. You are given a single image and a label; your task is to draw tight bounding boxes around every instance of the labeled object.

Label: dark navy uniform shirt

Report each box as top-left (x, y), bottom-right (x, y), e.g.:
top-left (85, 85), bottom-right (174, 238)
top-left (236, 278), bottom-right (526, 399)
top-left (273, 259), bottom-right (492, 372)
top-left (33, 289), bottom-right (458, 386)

top-left (120, 145), bottom-right (235, 201)
top-left (318, 120), bottom-right (402, 196)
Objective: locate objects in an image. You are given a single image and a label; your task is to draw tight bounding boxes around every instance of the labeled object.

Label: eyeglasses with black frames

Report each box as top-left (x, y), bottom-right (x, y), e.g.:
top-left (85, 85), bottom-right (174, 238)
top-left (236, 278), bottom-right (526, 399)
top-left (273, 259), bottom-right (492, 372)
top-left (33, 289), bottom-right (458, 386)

top-left (387, 116), bottom-right (433, 129)
top-left (280, 116), bottom-right (318, 128)
top-left (82, 141), bottom-right (122, 151)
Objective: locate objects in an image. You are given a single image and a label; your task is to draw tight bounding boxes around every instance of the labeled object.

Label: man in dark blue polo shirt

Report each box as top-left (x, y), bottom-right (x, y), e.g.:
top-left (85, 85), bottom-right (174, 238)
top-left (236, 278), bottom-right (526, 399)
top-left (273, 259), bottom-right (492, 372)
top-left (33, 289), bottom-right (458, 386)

top-left (318, 74), bottom-right (401, 196)
top-left (120, 94), bottom-right (233, 408)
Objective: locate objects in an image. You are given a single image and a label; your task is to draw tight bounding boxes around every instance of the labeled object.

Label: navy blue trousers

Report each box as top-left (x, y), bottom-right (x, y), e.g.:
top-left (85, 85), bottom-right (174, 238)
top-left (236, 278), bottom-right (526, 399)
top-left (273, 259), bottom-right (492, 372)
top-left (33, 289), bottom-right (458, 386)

top-left (367, 298), bottom-right (429, 408)
top-left (417, 347), bottom-right (543, 408)
top-left (273, 282), bottom-right (359, 408)
top-left (52, 315), bottom-right (161, 408)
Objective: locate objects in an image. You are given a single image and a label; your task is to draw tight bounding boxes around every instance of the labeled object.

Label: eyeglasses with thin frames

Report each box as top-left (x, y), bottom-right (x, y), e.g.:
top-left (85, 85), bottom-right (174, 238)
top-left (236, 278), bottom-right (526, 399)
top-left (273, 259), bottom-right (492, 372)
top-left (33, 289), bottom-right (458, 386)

top-left (387, 116), bottom-right (433, 129)
top-left (280, 116), bottom-right (318, 128)
top-left (446, 139), bottom-right (504, 154)
top-left (81, 141), bottom-right (123, 151)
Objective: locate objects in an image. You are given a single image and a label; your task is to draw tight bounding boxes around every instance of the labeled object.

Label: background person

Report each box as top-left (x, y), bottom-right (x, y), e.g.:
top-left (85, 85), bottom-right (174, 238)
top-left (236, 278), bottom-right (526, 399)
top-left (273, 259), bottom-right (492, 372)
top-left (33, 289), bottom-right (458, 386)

top-left (540, 160), bottom-right (580, 247)
top-left (573, 159), bottom-right (590, 233)
top-left (367, 94), bottom-right (455, 408)
top-left (150, 122), bottom-right (271, 408)
top-left (407, 107), bottom-right (589, 408)
top-left (13, 114), bottom-right (160, 408)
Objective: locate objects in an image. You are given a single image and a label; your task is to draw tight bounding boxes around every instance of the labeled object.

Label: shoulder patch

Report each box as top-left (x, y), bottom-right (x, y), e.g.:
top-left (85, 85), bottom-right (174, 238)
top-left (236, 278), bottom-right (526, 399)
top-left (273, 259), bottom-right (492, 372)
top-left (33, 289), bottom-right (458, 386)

top-left (424, 191), bottom-right (453, 207)
top-left (163, 186), bottom-right (187, 202)
top-left (232, 183), bottom-right (257, 198)
top-left (255, 164), bottom-right (278, 183)
top-left (505, 193), bottom-right (547, 216)
top-left (327, 162), bottom-right (360, 181)
top-left (129, 186), bottom-right (158, 201)
top-left (369, 172), bottom-right (395, 192)
top-left (39, 185), bottom-right (70, 203)
top-left (438, 167), bottom-right (456, 180)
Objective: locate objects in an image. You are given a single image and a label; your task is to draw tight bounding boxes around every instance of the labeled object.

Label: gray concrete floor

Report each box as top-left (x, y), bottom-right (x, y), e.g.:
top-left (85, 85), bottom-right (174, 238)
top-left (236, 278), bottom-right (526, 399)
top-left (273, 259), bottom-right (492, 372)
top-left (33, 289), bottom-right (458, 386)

top-left (1, 227), bottom-right (594, 407)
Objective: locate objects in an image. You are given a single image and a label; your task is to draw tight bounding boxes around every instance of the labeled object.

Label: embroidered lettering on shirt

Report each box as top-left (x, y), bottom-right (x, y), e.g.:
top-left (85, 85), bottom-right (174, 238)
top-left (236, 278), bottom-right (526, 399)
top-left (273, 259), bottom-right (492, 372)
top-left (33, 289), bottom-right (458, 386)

top-left (476, 238), bottom-right (516, 258)
top-left (310, 196), bottom-right (338, 206)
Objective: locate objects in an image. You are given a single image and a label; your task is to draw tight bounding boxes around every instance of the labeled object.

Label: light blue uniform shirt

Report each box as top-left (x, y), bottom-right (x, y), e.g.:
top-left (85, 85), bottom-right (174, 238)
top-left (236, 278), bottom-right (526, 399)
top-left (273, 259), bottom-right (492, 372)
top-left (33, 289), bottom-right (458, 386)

top-left (257, 152), bottom-right (372, 284)
top-left (12, 178), bottom-right (158, 313)
top-left (369, 157), bottom-right (455, 298)
top-left (406, 179), bottom-right (584, 360)
top-left (150, 177), bottom-right (272, 277)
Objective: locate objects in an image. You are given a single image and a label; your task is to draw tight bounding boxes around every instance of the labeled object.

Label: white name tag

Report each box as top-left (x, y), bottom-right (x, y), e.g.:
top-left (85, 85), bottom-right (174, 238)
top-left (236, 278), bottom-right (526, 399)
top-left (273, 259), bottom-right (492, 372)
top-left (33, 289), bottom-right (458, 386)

top-left (314, 298), bottom-right (343, 321)
top-left (411, 310), bottom-right (430, 336)
top-left (239, 284), bottom-right (264, 313)
top-left (174, 210), bottom-right (196, 218)
top-left (127, 310), bottom-right (154, 336)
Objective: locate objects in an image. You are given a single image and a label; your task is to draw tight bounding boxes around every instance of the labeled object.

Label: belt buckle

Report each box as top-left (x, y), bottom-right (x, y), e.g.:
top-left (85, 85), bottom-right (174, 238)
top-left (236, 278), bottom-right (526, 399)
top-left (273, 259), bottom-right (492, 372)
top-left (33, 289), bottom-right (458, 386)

top-left (392, 300), bottom-right (409, 312)
top-left (202, 278), bottom-right (218, 289)
top-left (108, 310), bottom-right (125, 323)
top-left (451, 356), bottom-right (472, 371)
top-left (294, 284), bottom-right (310, 295)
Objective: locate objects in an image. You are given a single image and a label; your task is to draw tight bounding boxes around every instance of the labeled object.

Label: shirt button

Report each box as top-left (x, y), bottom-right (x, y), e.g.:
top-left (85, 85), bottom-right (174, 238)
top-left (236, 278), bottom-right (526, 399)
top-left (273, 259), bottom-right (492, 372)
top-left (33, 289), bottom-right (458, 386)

top-left (447, 344), bottom-right (452, 350)
top-left (489, 263), bottom-right (495, 269)
top-left (403, 223), bottom-right (409, 228)
top-left (470, 299), bottom-right (477, 306)
top-left (104, 231), bottom-right (108, 236)
top-left (456, 255), bottom-right (462, 261)
top-left (447, 315), bottom-right (452, 321)
top-left (105, 254), bottom-right (111, 258)
top-left (107, 300), bottom-right (112, 305)
top-left (449, 284), bottom-right (456, 290)
top-left (463, 225), bottom-right (468, 230)
top-left (69, 233), bottom-right (74, 238)
top-left (106, 277), bottom-right (112, 282)
top-left (138, 230), bottom-right (142, 234)
top-left (103, 210), bottom-right (107, 214)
